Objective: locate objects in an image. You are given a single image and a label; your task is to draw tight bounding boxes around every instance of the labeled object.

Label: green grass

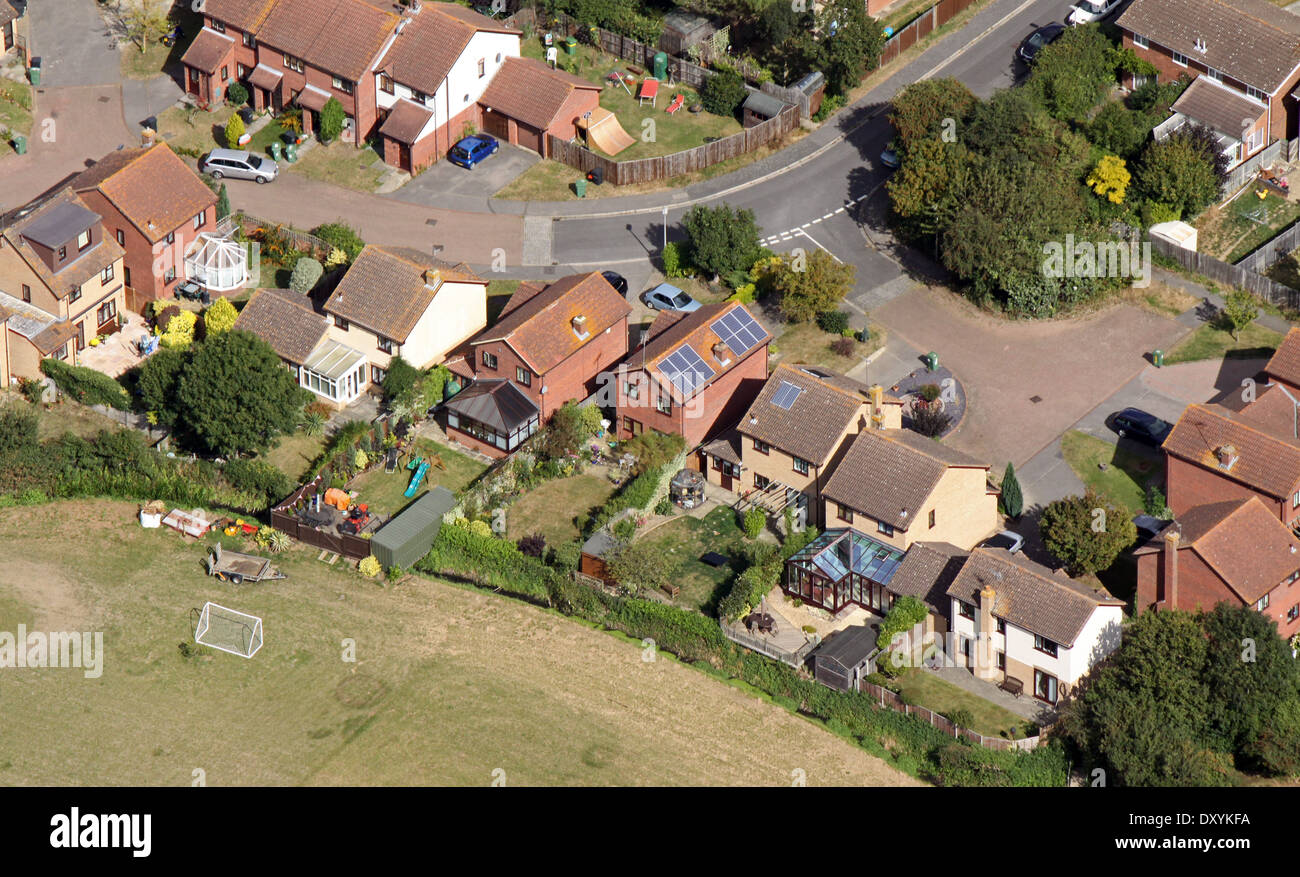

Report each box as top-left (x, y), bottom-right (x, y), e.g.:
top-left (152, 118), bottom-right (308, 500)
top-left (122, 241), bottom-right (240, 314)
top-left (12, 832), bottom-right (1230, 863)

top-left (892, 669), bottom-right (1026, 738)
top-left (0, 79), bottom-right (33, 155)
top-left (347, 437), bottom-right (486, 516)
top-left (505, 473), bottom-right (618, 548)
top-left (637, 506), bottom-right (749, 613)
top-left (1196, 192), bottom-right (1300, 262)
top-left (1163, 321), bottom-right (1283, 365)
top-left (157, 103), bottom-right (237, 155)
top-left (1, 393), bottom-right (122, 441)
top-left (259, 431), bottom-right (328, 483)
top-left (1060, 430), bottom-right (1162, 515)
top-left (287, 141), bottom-right (384, 192)
top-left (246, 119), bottom-right (288, 160)
top-left (769, 321), bottom-right (885, 372)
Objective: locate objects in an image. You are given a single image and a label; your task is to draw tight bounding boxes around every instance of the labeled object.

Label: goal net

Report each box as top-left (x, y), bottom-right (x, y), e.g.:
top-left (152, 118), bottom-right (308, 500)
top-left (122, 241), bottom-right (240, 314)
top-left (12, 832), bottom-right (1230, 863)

top-left (195, 601), bottom-right (264, 658)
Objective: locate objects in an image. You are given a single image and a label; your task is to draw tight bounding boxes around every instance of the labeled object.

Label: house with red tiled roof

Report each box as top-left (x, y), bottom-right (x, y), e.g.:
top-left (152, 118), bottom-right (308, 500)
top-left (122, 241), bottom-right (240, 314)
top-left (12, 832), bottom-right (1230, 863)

top-left (477, 57), bottom-right (601, 159)
top-left (610, 301), bottom-right (770, 448)
top-left (72, 144), bottom-right (221, 311)
top-left (1134, 497), bottom-right (1300, 638)
top-left (445, 272), bottom-right (630, 457)
top-left (1264, 327), bottom-right (1300, 394)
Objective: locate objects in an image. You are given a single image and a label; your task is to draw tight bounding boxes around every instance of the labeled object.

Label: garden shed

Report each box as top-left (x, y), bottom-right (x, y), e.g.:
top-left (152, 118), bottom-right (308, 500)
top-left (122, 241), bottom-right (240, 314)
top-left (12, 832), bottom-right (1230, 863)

top-left (742, 91), bottom-right (790, 128)
top-left (370, 485), bottom-right (456, 570)
top-left (580, 527), bottom-right (619, 584)
top-left (659, 10), bottom-right (717, 56)
top-left (809, 624), bottom-right (878, 692)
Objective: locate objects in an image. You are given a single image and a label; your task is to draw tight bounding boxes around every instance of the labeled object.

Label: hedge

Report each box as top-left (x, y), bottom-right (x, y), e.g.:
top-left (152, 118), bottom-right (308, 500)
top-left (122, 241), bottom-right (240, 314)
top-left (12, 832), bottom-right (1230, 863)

top-left (40, 359), bottom-right (130, 410)
top-left (586, 464), bottom-right (665, 534)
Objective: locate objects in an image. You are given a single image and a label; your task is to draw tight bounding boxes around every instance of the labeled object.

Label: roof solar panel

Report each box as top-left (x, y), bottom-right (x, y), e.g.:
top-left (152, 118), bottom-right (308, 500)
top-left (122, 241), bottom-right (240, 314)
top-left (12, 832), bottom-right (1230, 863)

top-left (712, 308), bottom-right (766, 358)
top-left (660, 344), bottom-right (716, 397)
top-left (771, 380), bottom-right (803, 410)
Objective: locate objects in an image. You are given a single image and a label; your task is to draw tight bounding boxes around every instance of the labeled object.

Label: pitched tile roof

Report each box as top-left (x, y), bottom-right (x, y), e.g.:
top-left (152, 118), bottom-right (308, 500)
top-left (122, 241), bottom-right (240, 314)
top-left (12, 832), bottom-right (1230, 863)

top-left (180, 27), bottom-right (235, 74)
top-left (473, 271), bottom-right (630, 374)
top-left (1265, 326), bottom-right (1300, 386)
top-left (1116, 0), bottom-right (1300, 92)
top-left (201, 0), bottom-right (278, 33)
top-left (889, 541), bottom-right (969, 615)
top-left (822, 428), bottom-right (989, 530)
top-left (379, 98), bottom-right (433, 144)
top-left (0, 0), bottom-right (22, 28)
top-left (1237, 382), bottom-right (1300, 441)
top-left (480, 56), bottom-right (601, 130)
top-left (739, 363), bottom-right (871, 464)
top-left (324, 245), bottom-right (484, 343)
top-left (232, 288), bottom-right (329, 364)
top-left (1134, 497), bottom-right (1300, 603)
top-left (1171, 75), bottom-right (1269, 138)
top-left (701, 427), bottom-right (742, 465)
top-left (0, 189), bottom-right (125, 300)
top-left (74, 144), bottom-right (217, 245)
top-left (378, 3), bottom-right (519, 96)
top-left (256, 0), bottom-right (399, 81)
top-left (632, 301), bottom-right (770, 402)
top-left (946, 549), bottom-right (1123, 648)
top-left (1163, 402), bottom-right (1300, 498)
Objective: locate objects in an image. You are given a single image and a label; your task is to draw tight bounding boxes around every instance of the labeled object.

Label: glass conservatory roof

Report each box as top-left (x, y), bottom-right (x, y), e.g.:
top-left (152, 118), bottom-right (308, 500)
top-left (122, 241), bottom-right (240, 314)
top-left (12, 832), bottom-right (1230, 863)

top-left (792, 529), bottom-right (904, 585)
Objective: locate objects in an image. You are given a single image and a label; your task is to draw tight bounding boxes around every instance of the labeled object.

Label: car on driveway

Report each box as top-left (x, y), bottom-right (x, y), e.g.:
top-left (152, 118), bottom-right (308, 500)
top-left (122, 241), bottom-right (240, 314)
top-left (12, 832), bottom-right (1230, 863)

top-left (643, 282), bottom-right (701, 312)
top-left (980, 530), bottom-right (1025, 554)
top-left (1067, 0), bottom-right (1123, 25)
top-left (601, 271), bottom-right (628, 295)
top-left (1109, 407), bottom-right (1173, 447)
top-left (200, 148), bottom-right (279, 184)
top-left (448, 134), bottom-right (499, 170)
top-left (1017, 23), bottom-right (1065, 64)
top-left (880, 142), bottom-right (900, 169)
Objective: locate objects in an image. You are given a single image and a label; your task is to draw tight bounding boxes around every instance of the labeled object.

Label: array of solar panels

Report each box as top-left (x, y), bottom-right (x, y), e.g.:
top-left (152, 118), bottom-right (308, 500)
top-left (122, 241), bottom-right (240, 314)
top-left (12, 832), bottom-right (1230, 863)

top-left (770, 380), bottom-right (804, 410)
top-left (806, 532), bottom-right (904, 584)
top-left (711, 308), bottom-right (766, 358)
top-left (659, 344), bottom-right (716, 397)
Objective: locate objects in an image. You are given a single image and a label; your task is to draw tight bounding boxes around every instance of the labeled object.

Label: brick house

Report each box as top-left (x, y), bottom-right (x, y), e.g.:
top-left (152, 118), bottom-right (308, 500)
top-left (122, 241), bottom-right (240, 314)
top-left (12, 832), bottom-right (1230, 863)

top-left (1162, 399), bottom-right (1300, 528)
top-left (0, 189), bottom-right (127, 381)
top-left (445, 272), bottom-right (630, 457)
top-left (703, 363), bottom-right (903, 526)
top-left (1134, 497), bottom-right (1300, 639)
top-left (1264, 326), bottom-right (1300, 394)
top-left (72, 143), bottom-right (219, 312)
top-left (1116, 0), bottom-right (1300, 162)
top-left (820, 427), bottom-right (998, 552)
top-left (611, 301), bottom-right (770, 447)
top-left (476, 57), bottom-right (601, 160)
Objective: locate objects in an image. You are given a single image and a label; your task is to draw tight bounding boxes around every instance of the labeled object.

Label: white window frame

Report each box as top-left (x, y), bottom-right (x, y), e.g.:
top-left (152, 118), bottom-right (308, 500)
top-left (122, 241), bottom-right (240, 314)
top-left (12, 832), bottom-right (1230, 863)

top-left (1171, 51), bottom-right (1188, 67)
top-left (1132, 34), bottom-right (1149, 49)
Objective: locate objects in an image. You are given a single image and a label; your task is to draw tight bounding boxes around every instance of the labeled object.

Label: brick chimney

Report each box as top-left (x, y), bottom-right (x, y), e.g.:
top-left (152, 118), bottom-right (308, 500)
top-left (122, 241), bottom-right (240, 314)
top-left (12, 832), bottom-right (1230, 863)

top-left (977, 584), bottom-right (998, 680)
top-left (1162, 529), bottom-right (1180, 609)
top-left (712, 341), bottom-right (731, 364)
top-left (423, 268), bottom-right (442, 290)
top-left (572, 314), bottom-right (588, 337)
top-left (1215, 444), bottom-right (1238, 470)
top-left (869, 384), bottom-right (885, 429)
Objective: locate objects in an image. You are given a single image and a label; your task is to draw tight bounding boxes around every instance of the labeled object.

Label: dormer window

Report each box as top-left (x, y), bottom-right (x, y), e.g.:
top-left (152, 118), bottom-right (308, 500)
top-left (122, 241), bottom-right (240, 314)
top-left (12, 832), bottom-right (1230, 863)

top-left (76, 229), bottom-right (91, 251)
top-left (572, 314), bottom-right (589, 339)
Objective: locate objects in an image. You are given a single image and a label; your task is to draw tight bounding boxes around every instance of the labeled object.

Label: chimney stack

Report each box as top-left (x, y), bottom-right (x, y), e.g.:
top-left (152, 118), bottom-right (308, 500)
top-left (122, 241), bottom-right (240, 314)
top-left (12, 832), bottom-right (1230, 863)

top-left (869, 384), bottom-right (884, 429)
top-left (423, 268), bottom-right (441, 290)
top-left (572, 314), bottom-right (588, 336)
top-left (712, 341), bottom-right (730, 363)
top-left (1162, 529), bottom-right (1180, 609)
top-left (1215, 444), bottom-right (1238, 469)
top-left (977, 584), bottom-right (998, 681)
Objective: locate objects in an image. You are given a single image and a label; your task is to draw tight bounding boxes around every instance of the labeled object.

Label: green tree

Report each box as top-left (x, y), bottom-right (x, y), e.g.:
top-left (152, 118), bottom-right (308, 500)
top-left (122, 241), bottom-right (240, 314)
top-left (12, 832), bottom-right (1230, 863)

top-left (774, 248), bottom-right (856, 323)
top-left (135, 347), bottom-right (186, 428)
top-left (1134, 130), bottom-right (1222, 219)
top-left (1244, 696), bottom-right (1300, 776)
top-left (381, 356), bottom-right (420, 404)
top-left (203, 297), bottom-right (238, 335)
top-left (175, 330), bottom-right (310, 457)
top-left (743, 507), bottom-right (765, 539)
top-left (1087, 155), bottom-right (1130, 204)
top-left (1201, 604), bottom-right (1300, 754)
top-left (886, 138), bottom-right (971, 241)
top-left (215, 183), bottom-right (231, 220)
top-left (1024, 23), bottom-right (1122, 124)
top-left (887, 78), bottom-right (976, 153)
top-left (310, 222), bottom-right (365, 262)
top-left (225, 81), bottom-right (249, 106)
top-left (319, 97), bottom-right (346, 143)
top-left (683, 203), bottom-right (762, 279)
top-left (1219, 288), bottom-right (1259, 341)
top-left (122, 0), bottom-right (172, 54)
top-left (539, 400), bottom-right (596, 460)
top-left (1086, 101), bottom-right (1156, 161)
top-left (999, 461), bottom-right (1023, 519)
top-left (224, 113), bottom-right (245, 149)
top-left (816, 0), bottom-right (883, 96)
top-left (700, 67), bottom-right (746, 117)
top-left (1039, 488), bottom-right (1136, 576)
top-left (289, 256), bottom-right (324, 293)
top-left (606, 538), bottom-right (678, 598)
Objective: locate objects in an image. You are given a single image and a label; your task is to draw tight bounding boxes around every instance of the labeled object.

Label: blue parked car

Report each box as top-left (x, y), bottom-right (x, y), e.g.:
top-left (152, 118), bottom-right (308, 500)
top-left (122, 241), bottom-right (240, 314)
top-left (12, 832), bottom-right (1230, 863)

top-left (643, 282), bottom-right (701, 313)
top-left (448, 134), bottom-right (499, 169)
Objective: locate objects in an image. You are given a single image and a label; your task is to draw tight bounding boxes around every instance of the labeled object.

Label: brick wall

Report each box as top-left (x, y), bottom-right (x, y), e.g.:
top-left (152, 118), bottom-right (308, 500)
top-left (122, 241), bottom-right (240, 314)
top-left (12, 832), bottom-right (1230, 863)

top-left (1165, 454), bottom-right (1291, 523)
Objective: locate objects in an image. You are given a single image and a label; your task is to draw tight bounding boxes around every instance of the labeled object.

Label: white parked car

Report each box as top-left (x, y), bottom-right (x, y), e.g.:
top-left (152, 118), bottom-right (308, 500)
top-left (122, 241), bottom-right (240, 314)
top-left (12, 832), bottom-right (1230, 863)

top-left (1067, 0), bottom-right (1123, 25)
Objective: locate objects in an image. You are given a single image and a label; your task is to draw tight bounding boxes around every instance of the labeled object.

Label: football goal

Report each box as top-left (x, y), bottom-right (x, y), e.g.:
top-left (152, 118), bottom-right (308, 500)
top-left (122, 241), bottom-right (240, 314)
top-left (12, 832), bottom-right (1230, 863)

top-left (194, 602), bottom-right (264, 658)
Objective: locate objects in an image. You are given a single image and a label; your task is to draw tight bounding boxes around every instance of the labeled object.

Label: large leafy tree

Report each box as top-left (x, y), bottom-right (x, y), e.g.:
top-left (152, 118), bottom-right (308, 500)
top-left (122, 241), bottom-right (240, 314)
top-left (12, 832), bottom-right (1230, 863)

top-left (1201, 604), bottom-right (1300, 753)
top-left (886, 139), bottom-right (972, 241)
top-left (683, 203), bottom-right (762, 278)
top-left (174, 330), bottom-right (310, 457)
top-left (136, 347), bottom-right (186, 429)
top-left (1134, 128), bottom-right (1223, 219)
top-left (606, 539), bottom-right (678, 598)
top-left (1038, 488), bottom-right (1136, 576)
top-left (888, 78), bottom-right (977, 154)
top-left (816, 0), bottom-right (884, 96)
top-left (774, 248), bottom-right (856, 323)
top-left (1025, 23), bottom-right (1123, 124)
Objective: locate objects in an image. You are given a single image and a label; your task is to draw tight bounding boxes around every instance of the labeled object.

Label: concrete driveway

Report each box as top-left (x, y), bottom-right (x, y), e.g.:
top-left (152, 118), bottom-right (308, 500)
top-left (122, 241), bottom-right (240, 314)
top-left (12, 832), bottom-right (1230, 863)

top-left (31, 0), bottom-right (121, 87)
top-left (388, 143), bottom-right (539, 205)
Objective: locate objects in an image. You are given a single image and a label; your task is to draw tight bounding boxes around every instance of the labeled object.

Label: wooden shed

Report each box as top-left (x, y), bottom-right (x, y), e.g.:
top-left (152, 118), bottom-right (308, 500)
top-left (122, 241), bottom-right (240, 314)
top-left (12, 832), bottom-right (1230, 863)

top-left (742, 91), bottom-right (791, 129)
top-left (659, 10), bottom-right (716, 56)
top-left (579, 527), bottom-right (620, 584)
top-left (809, 624), bottom-right (879, 692)
top-left (792, 71), bottom-right (826, 118)
top-left (371, 486), bottom-right (457, 570)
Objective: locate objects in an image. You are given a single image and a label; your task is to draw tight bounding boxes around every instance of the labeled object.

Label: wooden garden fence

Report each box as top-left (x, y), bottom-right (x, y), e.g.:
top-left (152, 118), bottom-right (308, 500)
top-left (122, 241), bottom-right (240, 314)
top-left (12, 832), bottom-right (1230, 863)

top-left (859, 681), bottom-right (1043, 752)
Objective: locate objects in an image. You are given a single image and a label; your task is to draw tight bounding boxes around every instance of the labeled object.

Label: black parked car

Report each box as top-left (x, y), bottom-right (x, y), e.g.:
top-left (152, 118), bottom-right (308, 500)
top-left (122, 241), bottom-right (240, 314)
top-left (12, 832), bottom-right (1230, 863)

top-left (1017, 23), bottom-right (1065, 64)
top-left (601, 271), bottom-right (628, 295)
top-left (1109, 407), bottom-right (1173, 447)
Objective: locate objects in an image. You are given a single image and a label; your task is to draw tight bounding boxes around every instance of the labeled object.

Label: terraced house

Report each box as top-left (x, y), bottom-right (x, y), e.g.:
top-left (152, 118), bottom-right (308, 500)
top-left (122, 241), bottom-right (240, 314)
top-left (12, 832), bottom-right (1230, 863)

top-left (0, 190), bottom-right (126, 383)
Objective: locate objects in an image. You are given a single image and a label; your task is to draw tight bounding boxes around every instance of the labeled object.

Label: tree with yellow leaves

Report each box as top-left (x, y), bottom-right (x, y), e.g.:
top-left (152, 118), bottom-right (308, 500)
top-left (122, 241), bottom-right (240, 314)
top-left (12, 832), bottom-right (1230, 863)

top-left (203, 297), bottom-right (238, 335)
top-left (1087, 155), bottom-right (1130, 204)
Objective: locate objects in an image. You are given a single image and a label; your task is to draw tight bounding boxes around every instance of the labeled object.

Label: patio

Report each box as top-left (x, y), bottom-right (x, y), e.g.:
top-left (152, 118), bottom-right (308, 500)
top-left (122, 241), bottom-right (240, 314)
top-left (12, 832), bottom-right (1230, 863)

top-left (926, 665), bottom-right (1057, 724)
top-left (77, 311), bottom-right (151, 378)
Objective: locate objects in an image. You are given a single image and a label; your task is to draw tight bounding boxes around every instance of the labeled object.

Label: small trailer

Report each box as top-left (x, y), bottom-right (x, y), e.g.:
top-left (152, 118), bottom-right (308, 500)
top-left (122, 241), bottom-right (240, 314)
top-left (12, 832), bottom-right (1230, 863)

top-left (206, 543), bottom-right (286, 585)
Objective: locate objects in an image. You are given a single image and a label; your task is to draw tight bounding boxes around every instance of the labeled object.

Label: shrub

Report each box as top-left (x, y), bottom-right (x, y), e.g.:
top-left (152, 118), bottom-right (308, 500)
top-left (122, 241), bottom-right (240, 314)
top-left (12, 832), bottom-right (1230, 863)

top-left (812, 93), bottom-right (845, 122)
top-left (222, 458), bottom-right (293, 506)
top-left (225, 81), bottom-right (249, 106)
top-left (661, 240), bottom-right (687, 277)
top-left (910, 405), bottom-right (951, 437)
top-left (225, 113), bottom-right (245, 149)
top-left (386, 566), bottom-right (404, 582)
top-left (830, 336), bottom-right (855, 357)
top-left (743, 507), bottom-right (765, 539)
top-left (203, 297), bottom-right (238, 335)
top-left (948, 708), bottom-right (975, 730)
top-left (550, 539), bottom-right (582, 571)
top-left (159, 309), bottom-right (198, 350)
top-left (1141, 201), bottom-right (1181, 227)
top-left (17, 377), bottom-right (44, 404)
top-left (289, 256), bottom-right (324, 293)
top-left (612, 516), bottom-right (637, 542)
top-left (878, 595), bottom-right (929, 647)
top-left (620, 431), bottom-right (684, 475)
top-left (919, 383), bottom-right (942, 402)
top-left (654, 498), bottom-right (672, 516)
top-left (517, 533), bottom-right (546, 557)
top-left (319, 97), bottom-right (345, 143)
top-left (468, 519), bottom-right (493, 538)
top-left (700, 68), bottom-right (746, 117)
top-left (311, 222), bottom-right (365, 262)
top-left (359, 555), bottom-right (381, 577)
top-left (40, 359), bottom-right (130, 410)
top-left (816, 310), bottom-right (850, 335)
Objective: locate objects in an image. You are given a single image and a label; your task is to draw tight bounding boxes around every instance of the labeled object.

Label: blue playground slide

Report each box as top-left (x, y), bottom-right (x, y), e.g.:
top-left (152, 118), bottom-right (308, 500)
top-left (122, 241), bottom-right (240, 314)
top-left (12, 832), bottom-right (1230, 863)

top-left (403, 460), bottom-right (431, 498)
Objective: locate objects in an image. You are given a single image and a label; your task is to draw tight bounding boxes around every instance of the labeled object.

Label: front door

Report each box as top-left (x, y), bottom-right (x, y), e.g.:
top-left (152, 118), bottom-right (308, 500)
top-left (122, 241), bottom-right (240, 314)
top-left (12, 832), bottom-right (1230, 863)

top-left (3, 22), bottom-right (13, 52)
top-left (75, 321), bottom-right (85, 351)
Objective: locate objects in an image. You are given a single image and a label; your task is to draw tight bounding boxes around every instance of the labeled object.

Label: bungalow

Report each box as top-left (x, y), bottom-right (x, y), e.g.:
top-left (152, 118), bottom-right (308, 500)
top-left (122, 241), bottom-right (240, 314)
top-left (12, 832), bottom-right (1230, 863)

top-left (820, 427), bottom-right (998, 551)
top-left (705, 363), bottom-right (902, 526)
top-left (447, 272), bottom-right (629, 458)
top-left (945, 548), bottom-right (1125, 705)
top-left (72, 143), bottom-right (222, 311)
top-left (0, 189), bottom-right (126, 380)
top-left (612, 301), bottom-right (770, 447)
top-left (1134, 497), bottom-right (1300, 639)
top-left (1116, 0), bottom-right (1300, 164)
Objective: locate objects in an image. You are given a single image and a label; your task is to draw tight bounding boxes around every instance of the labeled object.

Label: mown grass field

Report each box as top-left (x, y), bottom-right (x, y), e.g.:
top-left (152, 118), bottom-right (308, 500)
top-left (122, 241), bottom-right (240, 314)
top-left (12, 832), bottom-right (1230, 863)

top-left (0, 500), bottom-right (919, 786)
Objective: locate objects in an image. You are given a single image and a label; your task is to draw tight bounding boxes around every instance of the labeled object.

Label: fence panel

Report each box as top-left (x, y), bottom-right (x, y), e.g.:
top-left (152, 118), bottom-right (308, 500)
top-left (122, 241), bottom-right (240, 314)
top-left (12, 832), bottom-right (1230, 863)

top-left (1151, 235), bottom-right (1300, 312)
top-left (857, 681), bottom-right (1040, 751)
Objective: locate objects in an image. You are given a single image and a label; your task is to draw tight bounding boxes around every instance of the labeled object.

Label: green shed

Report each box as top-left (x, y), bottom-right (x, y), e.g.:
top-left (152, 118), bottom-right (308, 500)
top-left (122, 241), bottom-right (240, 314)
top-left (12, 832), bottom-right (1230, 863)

top-left (370, 486), bottom-right (457, 570)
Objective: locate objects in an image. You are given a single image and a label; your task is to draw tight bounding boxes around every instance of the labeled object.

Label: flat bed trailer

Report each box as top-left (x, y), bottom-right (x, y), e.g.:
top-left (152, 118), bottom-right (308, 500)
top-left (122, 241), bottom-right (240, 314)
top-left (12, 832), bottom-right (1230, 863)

top-left (206, 543), bottom-right (286, 584)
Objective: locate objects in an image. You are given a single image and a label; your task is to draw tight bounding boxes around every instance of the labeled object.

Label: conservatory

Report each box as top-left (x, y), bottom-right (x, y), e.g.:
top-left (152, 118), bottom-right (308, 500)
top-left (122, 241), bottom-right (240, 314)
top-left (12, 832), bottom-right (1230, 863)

top-left (184, 231), bottom-right (248, 292)
top-left (783, 528), bottom-right (905, 614)
top-left (299, 338), bottom-right (368, 406)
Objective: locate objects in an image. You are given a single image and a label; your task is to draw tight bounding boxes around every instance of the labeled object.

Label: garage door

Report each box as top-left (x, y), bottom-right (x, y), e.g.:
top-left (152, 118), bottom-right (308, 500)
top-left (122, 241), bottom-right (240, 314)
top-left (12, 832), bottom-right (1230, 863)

top-left (482, 110), bottom-right (510, 140)
top-left (515, 123), bottom-right (542, 155)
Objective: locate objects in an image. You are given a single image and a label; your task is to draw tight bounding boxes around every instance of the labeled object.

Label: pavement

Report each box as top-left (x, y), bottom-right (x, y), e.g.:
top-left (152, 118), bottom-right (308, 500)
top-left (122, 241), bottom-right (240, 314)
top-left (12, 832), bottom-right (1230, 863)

top-left (29, 0), bottom-right (120, 87)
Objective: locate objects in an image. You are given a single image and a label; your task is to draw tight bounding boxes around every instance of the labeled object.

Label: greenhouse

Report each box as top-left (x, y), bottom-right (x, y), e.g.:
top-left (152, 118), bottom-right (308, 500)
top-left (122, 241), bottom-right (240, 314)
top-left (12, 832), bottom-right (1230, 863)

top-left (783, 529), bottom-right (904, 614)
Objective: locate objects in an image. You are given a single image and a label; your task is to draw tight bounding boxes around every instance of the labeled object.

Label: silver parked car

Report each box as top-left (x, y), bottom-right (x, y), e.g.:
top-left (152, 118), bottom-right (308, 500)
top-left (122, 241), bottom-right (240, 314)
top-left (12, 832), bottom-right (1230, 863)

top-left (200, 148), bottom-right (279, 184)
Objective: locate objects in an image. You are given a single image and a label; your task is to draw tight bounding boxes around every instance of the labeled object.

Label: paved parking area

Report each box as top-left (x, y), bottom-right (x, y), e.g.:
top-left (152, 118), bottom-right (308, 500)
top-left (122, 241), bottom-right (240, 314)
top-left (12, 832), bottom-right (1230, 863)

top-left (32, 0), bottom-right (121, 87)
top-left (387, 143), bottom-right (539, 206)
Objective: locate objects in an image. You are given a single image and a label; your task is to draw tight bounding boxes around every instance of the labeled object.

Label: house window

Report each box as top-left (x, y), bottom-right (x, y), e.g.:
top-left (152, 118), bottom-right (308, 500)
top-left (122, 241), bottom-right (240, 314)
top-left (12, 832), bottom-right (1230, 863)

top-left (1132, 34), bottom-right (1148, 49)
top-left (53, 344), bottom-right (68, 360)
top-left (221, 66), bottom-right (229, 82)
top-left (238, 63), bottom-right (248, 79)
top-left (377, 337), bottom-right (394, 354)
top-left (21, 283), bottom-right (30, 303)
top-left (193, 212), bottom-right (206, 230)
top-left (212, 20), bottom-right (226, 33)
top-left (928, 509), bottom-right (935, 528)
top-left (1292, 489), bottom-right (1299, 509)
top-left (77, 229), bottom-right (91, 250)
top-left (1171, 51), bottom-right (1188, 67)
top-left (996, 651), bottom-right (1006, 670)
top-left (115, 229), bottom-right (125, 245)
top-left (715, 459), bottom-right (740, 478)
top-left (243, 32), bottom-right (255, 48)
top-left (837, 504), bottom-right (854, 523)
top-left (515, 367), bottom-right (532, 387)
top-left (754, 473), bottom-right (770, 490)
top-left (371, 365), bottom-right (387, 384)
top-left (165, 231), bottom-right (175, 245)
top-left (1247, 85), bottom-right (1268, 102)
top-left (655, 393), bottom-right (671, 415)
top-left (1205, 67), bottom-right (1223, 82)
top-left (69, 286), bottom-right (82, 303)
top-left (624, 380), bottom-right (639, 400)
top-left (410, 89), bottom-right (428, 103)
top-left (792, 456), bottom-right (810, 476)
top-left (284, 55), bottom-right (304, 73)
top-left (753, 439), bottom-right (770, 454)
top-left (57, 246), bottom-right (66, 261)
top-left (97, 300), bottom-right (116, 327)
top-left (163, 267), bottom-right (176, 284)
top-left (477, 58), bottom-right (486, 77)
top-left (1290, 604), bottom-right (1300, 622)
top-left (877, 520), bottom-right (894, 537)
top-left (1034, 670), bottom-right (1059, 704)
top-left (101, 265), bottom-right (114, 284)
top-left (996, 618), bottom-right (1006, 635)
top-left (379, 74), bottom-right (394, 95)
top-left (332, 76), bottom-right (354, 95)
top-left (333, 315), bottom-right (349, 330)
top-left (623, 416), bottom-right (642, 435)
top-left (1256, 594), bottom-right (1271, 611)
top-left (957, 601), bottom-right (974, 620)
top-left (1033, 635), bottom-right (1058, 658)
top-left (481, 351), bottom-right (498, 370)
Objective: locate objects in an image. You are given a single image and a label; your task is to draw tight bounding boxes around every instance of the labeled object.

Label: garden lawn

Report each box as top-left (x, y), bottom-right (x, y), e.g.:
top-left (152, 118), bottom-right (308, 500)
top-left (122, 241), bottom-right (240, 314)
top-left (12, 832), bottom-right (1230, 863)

top-left (0, 79), bottom-right (33, 155)
top-left (637, 505), bottom-right (748, 613)
top-left (769, 322), bottom-right (885, 372)
top-left (287, 141), bottom-right (385, 192)
top-left (346, 438), bottom-right (485, 516)
top-left (1195, 191), bottom-right (1300, 262)
top-left (1163, 321), bottom-right (1282, 365)
top-left (893, 669), bottom-right (1026, 738)
top-left (504, 472), bottom-right (617, 548)
top-left (260, 431), bottom-right (328, 483)
top-left (1, 394), bottom-right (123, 441)
top-left (156, 104), bottom-right (236, 156)
top-left (119, 5), bottom-right (203, 79)
top-left (1060, 430), bottom-right (1162, 515)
